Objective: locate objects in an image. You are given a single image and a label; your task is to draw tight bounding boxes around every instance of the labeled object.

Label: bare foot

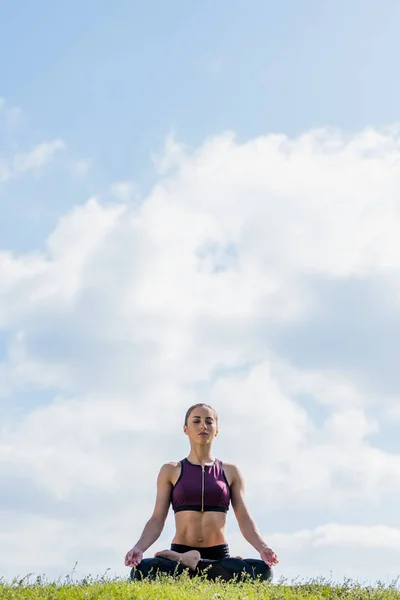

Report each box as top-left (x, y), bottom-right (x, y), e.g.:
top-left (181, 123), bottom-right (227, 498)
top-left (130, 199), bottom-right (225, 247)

top-left (154, 549), bottom-right (201, 570)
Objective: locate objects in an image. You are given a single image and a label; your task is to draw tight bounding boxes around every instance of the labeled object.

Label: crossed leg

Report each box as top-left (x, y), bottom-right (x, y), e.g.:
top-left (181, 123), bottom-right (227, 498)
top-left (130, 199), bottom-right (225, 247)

top-left (154, 549), bottom-right (201, 570)
top-left (154, 549), bottom-right (244, 569)
top-left (131, 549), bottom-right (272, 582)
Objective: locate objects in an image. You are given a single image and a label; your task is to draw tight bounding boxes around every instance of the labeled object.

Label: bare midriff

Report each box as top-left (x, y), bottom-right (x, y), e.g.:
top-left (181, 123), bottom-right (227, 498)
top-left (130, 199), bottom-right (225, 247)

top-left (171, 511), bottom-right (228, 547)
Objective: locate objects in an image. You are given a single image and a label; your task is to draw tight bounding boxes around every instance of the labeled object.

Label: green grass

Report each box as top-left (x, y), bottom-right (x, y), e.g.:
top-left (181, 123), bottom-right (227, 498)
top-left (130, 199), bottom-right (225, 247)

top-left (1, 571), bottom-right (399, 600)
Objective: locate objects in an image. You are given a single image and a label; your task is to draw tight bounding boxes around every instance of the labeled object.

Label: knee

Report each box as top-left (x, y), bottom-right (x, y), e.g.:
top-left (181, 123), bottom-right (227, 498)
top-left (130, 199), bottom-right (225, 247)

top-left (218, 558), bottom-right (273, 582)
top-left (130, 558), bottom-right (167, 580)
top-left (243, 559), bottom-right (273, 582)
top-left (130, 557), bottom-right (188, 581)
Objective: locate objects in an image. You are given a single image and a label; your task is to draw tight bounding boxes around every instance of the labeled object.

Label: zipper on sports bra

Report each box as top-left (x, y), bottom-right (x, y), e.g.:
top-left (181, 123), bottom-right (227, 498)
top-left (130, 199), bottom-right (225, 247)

top-left (201, 466), bottom-right (205, 512)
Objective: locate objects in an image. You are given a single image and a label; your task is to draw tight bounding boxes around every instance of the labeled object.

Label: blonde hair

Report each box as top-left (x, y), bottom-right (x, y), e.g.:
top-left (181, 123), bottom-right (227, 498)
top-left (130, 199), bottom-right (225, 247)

top-left (184, 403), bottom-right (218, 427)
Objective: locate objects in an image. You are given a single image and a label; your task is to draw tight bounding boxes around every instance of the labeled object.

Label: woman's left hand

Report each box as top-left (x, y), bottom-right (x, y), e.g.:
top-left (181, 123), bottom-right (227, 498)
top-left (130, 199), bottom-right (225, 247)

top-left (259, 545), bottom-right (279, 567)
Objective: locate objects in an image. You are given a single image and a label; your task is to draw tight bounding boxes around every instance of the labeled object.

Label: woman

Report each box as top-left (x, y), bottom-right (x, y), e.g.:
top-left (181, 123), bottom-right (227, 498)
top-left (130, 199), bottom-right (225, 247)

top-left (124, 403), bottom-right (279, 582)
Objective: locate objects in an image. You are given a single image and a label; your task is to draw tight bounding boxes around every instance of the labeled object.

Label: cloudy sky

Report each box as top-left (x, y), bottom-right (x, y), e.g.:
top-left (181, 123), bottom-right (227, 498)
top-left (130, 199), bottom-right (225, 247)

top-left (1, 0), bottom-right (400, 586)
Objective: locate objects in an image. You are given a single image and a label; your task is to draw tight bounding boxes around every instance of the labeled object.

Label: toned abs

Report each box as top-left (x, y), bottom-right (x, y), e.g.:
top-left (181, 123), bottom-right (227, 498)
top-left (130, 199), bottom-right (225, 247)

top-left (169, 461), bottom-right (234, 547)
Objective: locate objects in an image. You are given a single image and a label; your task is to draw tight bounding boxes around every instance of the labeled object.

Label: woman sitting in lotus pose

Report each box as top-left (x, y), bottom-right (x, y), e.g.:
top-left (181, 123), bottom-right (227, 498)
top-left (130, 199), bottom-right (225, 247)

top-left (124, 403), bottom-right (279, 582)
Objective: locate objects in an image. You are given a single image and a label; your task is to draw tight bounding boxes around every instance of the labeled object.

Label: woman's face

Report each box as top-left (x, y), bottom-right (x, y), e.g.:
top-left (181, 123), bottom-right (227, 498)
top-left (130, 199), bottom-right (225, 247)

top-left (184, 405), bottom-right (218, 443)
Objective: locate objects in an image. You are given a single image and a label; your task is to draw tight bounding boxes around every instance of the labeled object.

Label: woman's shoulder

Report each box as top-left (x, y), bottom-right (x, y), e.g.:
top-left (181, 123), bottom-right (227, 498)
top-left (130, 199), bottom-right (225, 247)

top-left (158, 461), bottom-right (182, 486)
top-left (219, 459), bottom-right (239, 470)
top-left (159, 460), bottom-right (182, 472)
top-left (219, 460), bottom-right (241, 484)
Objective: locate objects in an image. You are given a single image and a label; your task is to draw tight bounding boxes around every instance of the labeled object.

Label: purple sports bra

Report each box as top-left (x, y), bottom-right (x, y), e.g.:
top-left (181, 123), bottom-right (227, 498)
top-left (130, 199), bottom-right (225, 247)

top-left (171, 458), bottom-right (231, 513)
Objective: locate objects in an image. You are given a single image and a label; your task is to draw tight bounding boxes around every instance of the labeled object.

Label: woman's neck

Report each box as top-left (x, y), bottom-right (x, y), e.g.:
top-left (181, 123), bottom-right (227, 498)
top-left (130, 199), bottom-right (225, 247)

top-left (187, 448), bottom-right (215, 466)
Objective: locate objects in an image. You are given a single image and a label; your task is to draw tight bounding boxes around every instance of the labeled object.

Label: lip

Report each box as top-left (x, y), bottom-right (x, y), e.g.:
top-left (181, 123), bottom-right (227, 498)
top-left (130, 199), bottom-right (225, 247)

top-left (198, 432), bottom-right (208, 436)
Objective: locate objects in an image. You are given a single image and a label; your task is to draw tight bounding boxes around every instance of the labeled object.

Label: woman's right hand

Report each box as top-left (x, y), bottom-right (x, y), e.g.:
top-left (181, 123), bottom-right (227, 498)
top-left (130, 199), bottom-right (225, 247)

top-left (124, 545), bottom-right (143, 567)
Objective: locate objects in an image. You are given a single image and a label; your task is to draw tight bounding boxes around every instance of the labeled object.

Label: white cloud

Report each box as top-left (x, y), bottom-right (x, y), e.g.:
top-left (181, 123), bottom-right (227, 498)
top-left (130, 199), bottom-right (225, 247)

top-left (110, 180), bottom-right (138, 202)
top-left (1, 125), bottom-right (400, 583)
top-left (313, 524), bottom-right (400, 549)
top-left (0, 97), bottom-right (24, 127)
top-left (71, 159), bottom-right (91, 177)
top-left (262, 524), bottom-right (400, 552)
top-left (12, 140), bottom-right (66, 173)
top-left (258, 525), bottom-right (400, 584)
top-left (385, 399), bottom-right (400, 420)
top-left (152, 134), bottom-right (187, 174)
top-left (0, 512), bottom-right (73, 576)
top-left (0, 140), bottom-right (66, 183)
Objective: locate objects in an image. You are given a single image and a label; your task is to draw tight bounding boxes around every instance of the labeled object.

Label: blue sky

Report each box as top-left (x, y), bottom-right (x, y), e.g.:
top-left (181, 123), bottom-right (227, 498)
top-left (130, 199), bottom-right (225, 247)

top-left (3, 0), bottom-right (400, 179)
top-left (2, 0), bottom-right (400, 251)
top-left (1, 0), bottom-right (400, 586)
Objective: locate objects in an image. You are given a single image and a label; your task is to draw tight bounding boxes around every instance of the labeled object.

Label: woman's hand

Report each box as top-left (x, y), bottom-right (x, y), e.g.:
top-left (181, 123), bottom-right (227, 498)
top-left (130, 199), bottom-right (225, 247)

top-left (259, 545), bottom-right (279, 568)
top-left (124, 545), bottom-right (143, 567)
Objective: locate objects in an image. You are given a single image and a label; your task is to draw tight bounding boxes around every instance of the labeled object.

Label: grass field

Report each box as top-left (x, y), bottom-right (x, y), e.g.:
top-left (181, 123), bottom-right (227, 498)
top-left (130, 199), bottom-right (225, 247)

top-left (1, 572), bottom-right (399, 600)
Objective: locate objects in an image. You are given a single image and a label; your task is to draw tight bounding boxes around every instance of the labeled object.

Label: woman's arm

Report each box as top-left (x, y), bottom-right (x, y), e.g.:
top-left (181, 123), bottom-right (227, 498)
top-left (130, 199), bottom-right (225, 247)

top-left (132, 463), bottom-right (173, 552)
top-left (229, 464), bottom-right (279, 566)
top-left (230, 464), bottom-right (270, 552)
top-left (133, 516), bottom-right (165, 553)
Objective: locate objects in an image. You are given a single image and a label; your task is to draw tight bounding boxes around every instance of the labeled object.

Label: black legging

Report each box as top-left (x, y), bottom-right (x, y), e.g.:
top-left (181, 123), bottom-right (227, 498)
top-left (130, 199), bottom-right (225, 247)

top-left (130, 543), bottom-right (273, 583)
